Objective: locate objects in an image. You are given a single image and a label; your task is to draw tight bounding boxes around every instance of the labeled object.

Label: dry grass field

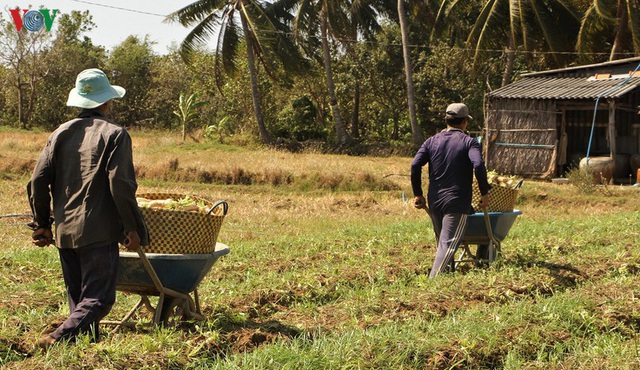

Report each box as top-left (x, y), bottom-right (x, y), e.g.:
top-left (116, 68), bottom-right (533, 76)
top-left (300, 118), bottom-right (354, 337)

top-left (2, 129), bottom-right (640, 369)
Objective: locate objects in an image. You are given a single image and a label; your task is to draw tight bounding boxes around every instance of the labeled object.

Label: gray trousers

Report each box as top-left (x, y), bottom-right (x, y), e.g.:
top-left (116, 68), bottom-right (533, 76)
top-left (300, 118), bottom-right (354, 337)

top-left (51, 242), bottom-right (119, 342)
top-left (428, 210), bottom-right (468, 278)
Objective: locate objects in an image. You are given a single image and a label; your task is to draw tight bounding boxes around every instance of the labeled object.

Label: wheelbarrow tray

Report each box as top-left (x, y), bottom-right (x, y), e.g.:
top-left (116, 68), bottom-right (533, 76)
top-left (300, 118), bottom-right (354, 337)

top-left (116, 242), bottom-right (230, 295)
top-left (463, 210), bottom-right (522, 244)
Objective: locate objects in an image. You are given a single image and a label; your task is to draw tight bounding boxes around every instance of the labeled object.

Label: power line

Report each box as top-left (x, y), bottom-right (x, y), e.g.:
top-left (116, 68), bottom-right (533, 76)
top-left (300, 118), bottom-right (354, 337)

top-left (67, 0), bottom-right (168, 17)
top-left (61, 0), bottom-right (635, 58)
top-left (231, 29), bottom-right (633, 57)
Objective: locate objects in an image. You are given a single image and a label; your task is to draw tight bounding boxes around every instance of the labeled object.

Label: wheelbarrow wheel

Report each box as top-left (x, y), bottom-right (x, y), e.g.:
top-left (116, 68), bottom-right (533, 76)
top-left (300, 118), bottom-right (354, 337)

top-left (159, 297), bottom-right (187, 327)
top-left (476, 244), bottom-right (490, 267)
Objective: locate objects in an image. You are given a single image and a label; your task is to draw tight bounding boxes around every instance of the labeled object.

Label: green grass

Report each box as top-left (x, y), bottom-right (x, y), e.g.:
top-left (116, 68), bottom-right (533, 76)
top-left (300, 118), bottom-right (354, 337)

top-left (2, 129), bottom-right (640, 368)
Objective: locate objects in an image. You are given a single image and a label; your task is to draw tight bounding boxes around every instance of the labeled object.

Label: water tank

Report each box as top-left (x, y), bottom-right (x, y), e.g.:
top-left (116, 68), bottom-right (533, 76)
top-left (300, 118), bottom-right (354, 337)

top-left (579, 156), bottom-right (614, 183)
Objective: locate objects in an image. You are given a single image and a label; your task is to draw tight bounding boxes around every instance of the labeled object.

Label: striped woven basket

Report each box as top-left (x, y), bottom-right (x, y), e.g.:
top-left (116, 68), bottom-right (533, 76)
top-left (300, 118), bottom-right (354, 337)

top-left (137, 193), bottom-right (228, 254)
top-left (472, 185), bottom-right (519, 213)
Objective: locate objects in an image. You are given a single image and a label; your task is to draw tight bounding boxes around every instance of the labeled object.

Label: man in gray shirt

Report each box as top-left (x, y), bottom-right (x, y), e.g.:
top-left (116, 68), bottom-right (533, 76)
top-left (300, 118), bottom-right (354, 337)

top-left (28, 68), bottom-right (148, 349)
top-left (411, 103), bottom-right (490, 278)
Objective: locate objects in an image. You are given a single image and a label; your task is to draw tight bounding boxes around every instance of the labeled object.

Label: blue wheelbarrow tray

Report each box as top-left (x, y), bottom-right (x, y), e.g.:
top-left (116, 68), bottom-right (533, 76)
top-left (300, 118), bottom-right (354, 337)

top-left (107, 242), bottom-right (229, 329)
top-left (452, 210), bottom-right (522, 270)
top-left (464, 210), bottom-right (522, 243)
top-left (117, 242), bottom-right (230, 295)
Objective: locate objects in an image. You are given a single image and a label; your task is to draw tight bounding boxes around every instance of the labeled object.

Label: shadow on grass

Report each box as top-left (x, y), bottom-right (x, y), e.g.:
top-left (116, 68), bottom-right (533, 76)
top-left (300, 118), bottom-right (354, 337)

top-left (508, 259), bottom-right (585, 295)
top-left (453, 257), bottom-right (585, 302)
top-left (105, 305), bottom-right (303, 359)
top-left (183, 310), bottom-right (304, 358)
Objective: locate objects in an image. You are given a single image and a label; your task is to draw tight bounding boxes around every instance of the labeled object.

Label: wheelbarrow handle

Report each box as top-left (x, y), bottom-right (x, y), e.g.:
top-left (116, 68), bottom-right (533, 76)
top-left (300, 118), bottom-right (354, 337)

top-left (513, 179), bottom-right (524, 189)
top-left (482, 207), bottom-right (500, 246)
top-left (207, 200), bottom-right (228, 216)
top-left (134, 246), bottom-right (165, 294)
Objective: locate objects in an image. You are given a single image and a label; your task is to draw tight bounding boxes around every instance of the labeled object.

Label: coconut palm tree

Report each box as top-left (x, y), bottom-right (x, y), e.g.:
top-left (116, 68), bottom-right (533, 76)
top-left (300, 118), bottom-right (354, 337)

top-left (397, 0), bottom-right (425, 147)
top-left (166, 0), bottom-right (305, 145)
top-left (278, 0), bottom-right (394, 145)
top-left (344, 0), bottom-right (392, 140)
top-left (275, 0), bottom-right (356, 145)
top-left (577, 0), bottom-right (640, 61)
top-left (433, 0), bottom-right (581, 86)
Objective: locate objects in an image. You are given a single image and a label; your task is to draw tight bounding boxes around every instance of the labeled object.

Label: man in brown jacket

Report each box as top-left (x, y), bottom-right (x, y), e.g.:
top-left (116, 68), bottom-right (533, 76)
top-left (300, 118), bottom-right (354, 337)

top-left (27, 68), bottom-right (148, 349)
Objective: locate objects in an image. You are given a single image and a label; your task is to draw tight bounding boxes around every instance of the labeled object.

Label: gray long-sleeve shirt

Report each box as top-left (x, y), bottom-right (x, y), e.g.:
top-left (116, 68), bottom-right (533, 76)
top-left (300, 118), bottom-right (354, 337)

top-left (27, 110), bottom-right (148, 248)
top-left (411, 128), bottom-right (491, 214)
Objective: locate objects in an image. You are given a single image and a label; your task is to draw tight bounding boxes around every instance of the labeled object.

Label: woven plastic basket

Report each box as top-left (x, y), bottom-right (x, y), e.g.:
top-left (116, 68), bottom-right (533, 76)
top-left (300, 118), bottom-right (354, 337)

top-left (472, 185), bottom-right (519, 213)
top-left (137, 193), bottom-right (228, 254)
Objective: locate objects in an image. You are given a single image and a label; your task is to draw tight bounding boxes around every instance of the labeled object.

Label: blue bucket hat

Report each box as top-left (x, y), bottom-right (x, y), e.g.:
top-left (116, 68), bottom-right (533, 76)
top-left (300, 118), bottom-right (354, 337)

top-left (66, 68), bottom-right (125, 109)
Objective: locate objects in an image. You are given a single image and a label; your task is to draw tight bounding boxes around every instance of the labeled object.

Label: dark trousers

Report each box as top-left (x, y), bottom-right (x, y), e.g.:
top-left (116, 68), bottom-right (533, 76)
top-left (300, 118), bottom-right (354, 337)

top-left (50, 242), bottom-right (119, 342)
top-left (428, 210), bottom-right (468, 278)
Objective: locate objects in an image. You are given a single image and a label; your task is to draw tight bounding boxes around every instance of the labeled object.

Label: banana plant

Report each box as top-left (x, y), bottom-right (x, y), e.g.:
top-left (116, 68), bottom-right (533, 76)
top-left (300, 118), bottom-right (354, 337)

top-left (173, 92), bottom-right (208, 141)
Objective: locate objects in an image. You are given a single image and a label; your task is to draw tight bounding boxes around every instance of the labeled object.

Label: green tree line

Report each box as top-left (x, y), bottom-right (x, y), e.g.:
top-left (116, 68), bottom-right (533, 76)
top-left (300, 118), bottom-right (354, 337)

top-left (0, 1), bottom-right (636, 151)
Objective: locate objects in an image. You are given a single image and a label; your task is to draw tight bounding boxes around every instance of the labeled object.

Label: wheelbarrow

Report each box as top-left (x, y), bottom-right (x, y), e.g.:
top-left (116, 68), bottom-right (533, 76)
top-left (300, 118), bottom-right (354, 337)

top-left (452, 209), bottom-right (522, 270)
top-left (106, 242), bottom-right (230, 330)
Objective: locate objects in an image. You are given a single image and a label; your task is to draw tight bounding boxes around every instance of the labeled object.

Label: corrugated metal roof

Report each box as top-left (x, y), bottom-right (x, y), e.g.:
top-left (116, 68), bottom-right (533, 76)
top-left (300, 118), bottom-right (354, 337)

top-left (522, 56), bottom-right (640, 78)
top-left (488, 76), bottom-right (640, 100)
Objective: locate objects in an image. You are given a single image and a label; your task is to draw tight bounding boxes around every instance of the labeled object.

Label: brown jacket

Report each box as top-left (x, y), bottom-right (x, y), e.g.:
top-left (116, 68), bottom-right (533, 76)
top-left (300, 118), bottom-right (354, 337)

top-left (27, 110), bottom-right (148, 248)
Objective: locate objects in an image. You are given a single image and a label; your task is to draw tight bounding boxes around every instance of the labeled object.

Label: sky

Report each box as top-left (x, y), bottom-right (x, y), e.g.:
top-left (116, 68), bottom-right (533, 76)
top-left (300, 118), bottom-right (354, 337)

top-left (2, 0), bottom-right (198, 54)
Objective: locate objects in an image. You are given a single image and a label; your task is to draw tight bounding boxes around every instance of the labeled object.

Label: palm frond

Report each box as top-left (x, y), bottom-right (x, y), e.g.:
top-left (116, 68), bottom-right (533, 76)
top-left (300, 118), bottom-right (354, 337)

top-left (371, 0), bottom-right (397, 19)
top-left (526, 0), bottom-right (580, 62)
top-left (593, 0), bottom-right (616, 19)
top-left (209, 7), bottom-right (240, 92)
top-left (509, 0), bottom-right (521, 38)
top-left (291, 0), bottom-right (322, 58)
top-left (577, 5), bottom-right (613, 60)
top-left (164, 0), bottom-right (226, 26)
top-left (431, 0), bottom-right (459, 41)
top-left (326, 1), bottom-right (351, 41)
top-left (178, 11), bottom-right (222, 62)
top-left (219, 9), bottom-right (241, 75)
top-left (264, 1), bottom-right (312, 74)
top-left (469, 0), bottom-right (509, 59)
top-left (348, 0), bottom-right (382, 40)
top-left (626, 0), bottom-right (640, 54)
top-left (238, 2), bottom-right (269, 64)
top-left (517, 0), bottom-right (529, 52)
top-left (292, 0), bottom-right (315, 37)
top-left (270, 0), bottom-right (300, 15)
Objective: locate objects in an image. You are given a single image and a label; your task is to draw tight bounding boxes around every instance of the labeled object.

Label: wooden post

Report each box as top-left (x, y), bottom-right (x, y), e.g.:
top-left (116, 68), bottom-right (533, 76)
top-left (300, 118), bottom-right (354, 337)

top-left (484, 95), bottom-right (491, 168)
top-left (608, 100), bottom-right (616, 158)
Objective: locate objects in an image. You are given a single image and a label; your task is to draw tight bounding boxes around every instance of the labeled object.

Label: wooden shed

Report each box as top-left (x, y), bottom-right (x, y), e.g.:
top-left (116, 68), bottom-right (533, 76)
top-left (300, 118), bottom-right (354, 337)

top-left (484, 57), bottom-right (640, 181)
